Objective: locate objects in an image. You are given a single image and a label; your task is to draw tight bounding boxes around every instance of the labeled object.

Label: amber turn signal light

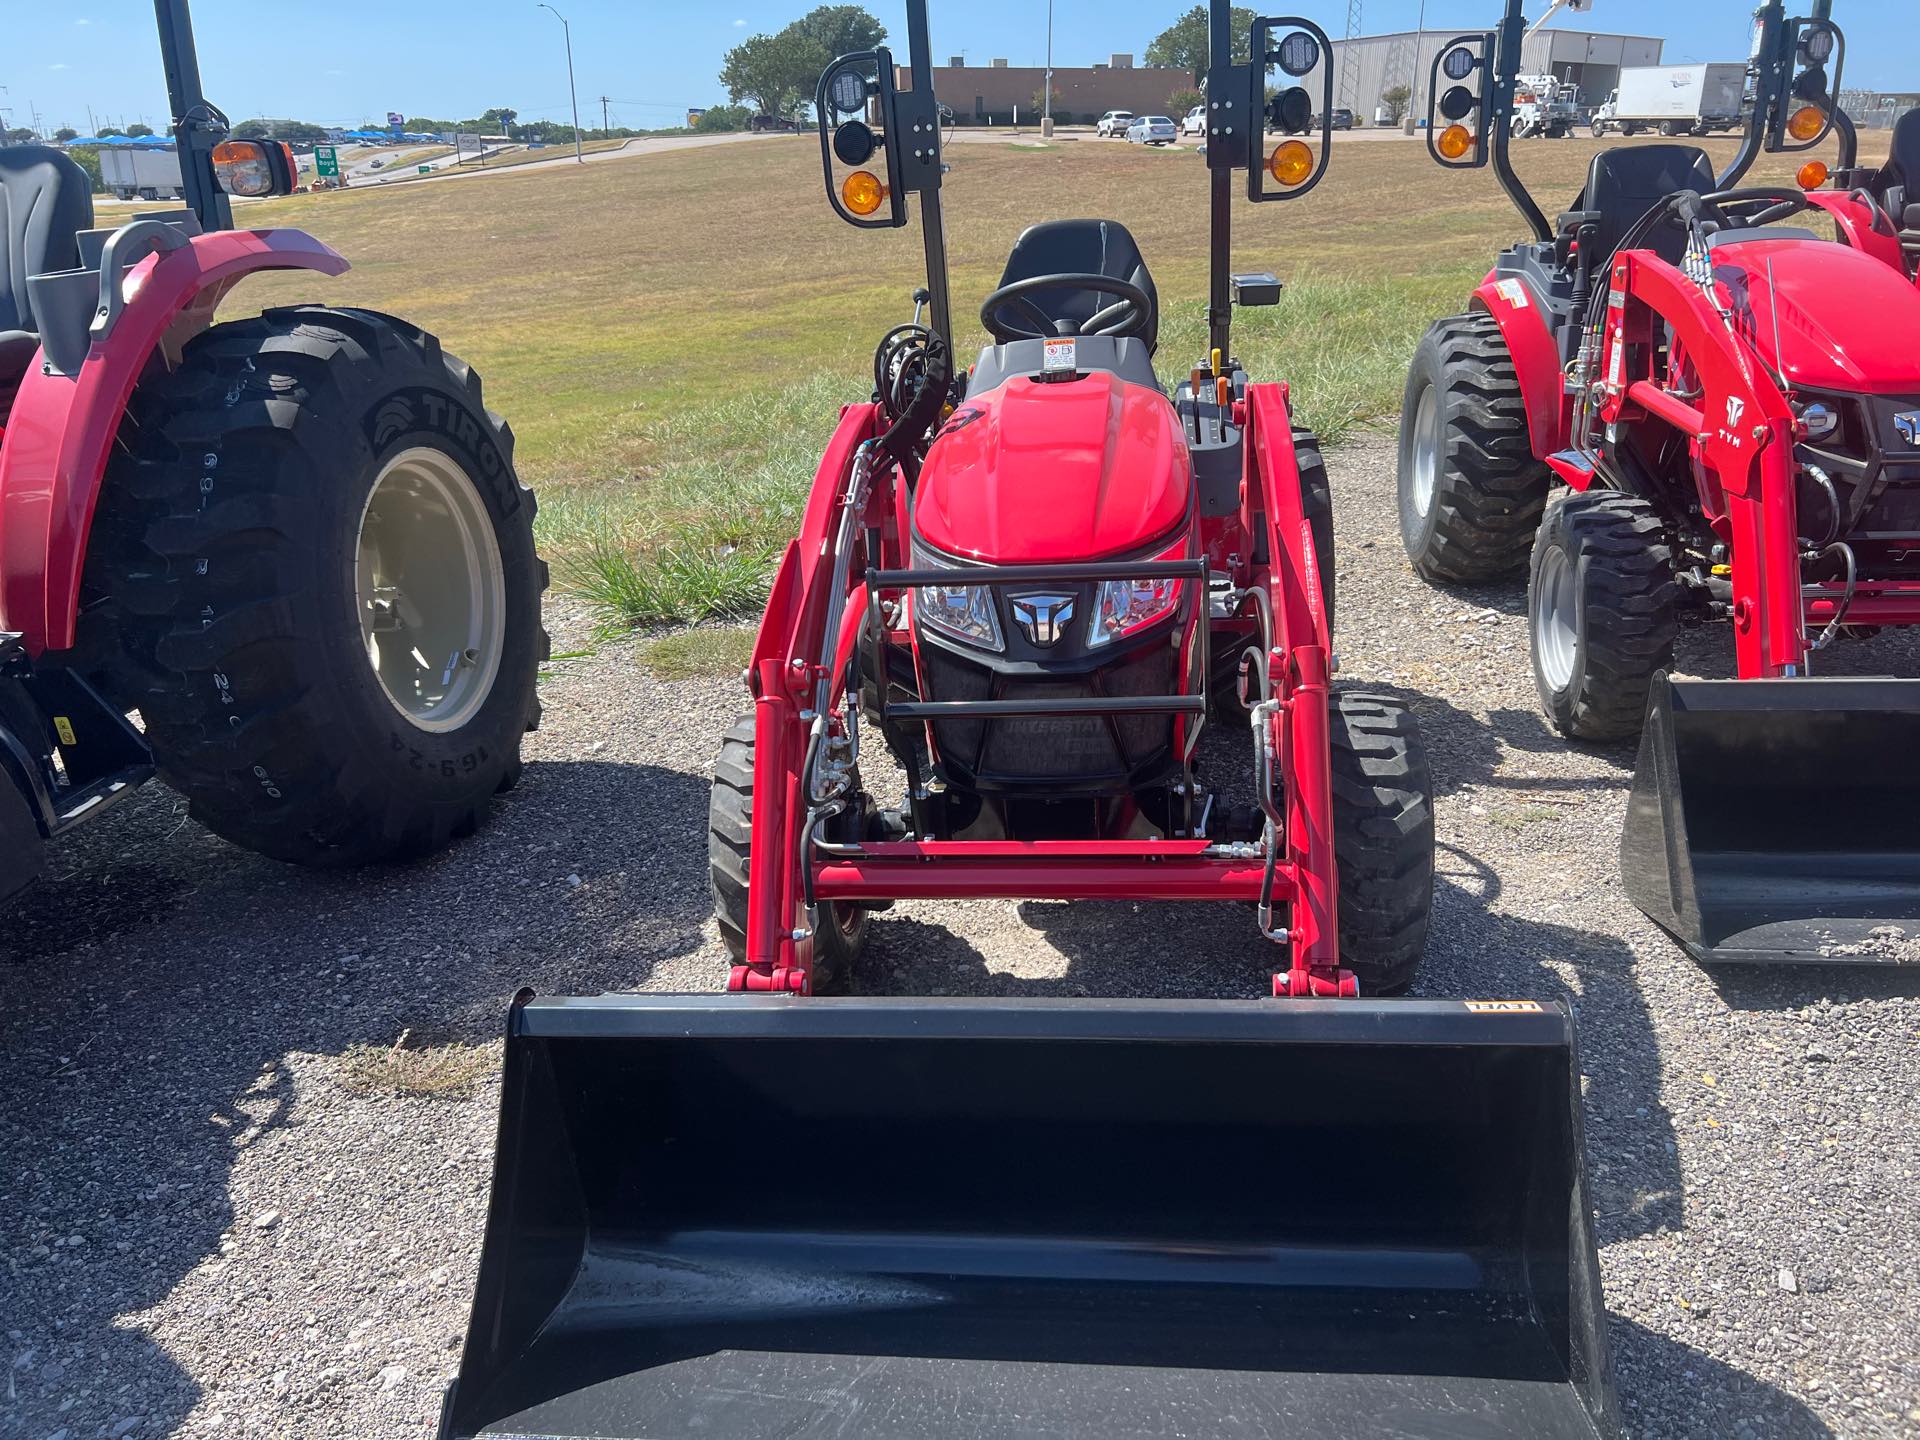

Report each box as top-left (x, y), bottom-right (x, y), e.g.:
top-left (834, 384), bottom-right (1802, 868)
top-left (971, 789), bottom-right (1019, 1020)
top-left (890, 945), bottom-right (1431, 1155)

top-left (1267, 140), bottom-right (1313, 187)
top-left (1437, 123), bottom-right (1473, 160)
top-left (1796, 159), bottom-right (1830, 190)
top-left (1786, 104), bottom-right (1826, 142)
top-left (841, 169), bottom-right (887, 216)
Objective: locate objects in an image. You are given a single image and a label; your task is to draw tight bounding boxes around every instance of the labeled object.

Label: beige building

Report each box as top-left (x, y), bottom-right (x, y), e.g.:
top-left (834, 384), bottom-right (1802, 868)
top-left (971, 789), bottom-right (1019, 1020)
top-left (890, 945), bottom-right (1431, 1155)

top-left (897, 55), bottom-right (1195, 126)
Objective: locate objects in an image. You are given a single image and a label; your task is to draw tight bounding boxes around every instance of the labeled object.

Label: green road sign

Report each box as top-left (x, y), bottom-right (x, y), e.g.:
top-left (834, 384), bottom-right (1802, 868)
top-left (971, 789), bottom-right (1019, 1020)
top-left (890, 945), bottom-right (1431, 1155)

top-left (419, 164), bottom-right (432, 174)
top-left (315, 146), bottom-right (339, 177)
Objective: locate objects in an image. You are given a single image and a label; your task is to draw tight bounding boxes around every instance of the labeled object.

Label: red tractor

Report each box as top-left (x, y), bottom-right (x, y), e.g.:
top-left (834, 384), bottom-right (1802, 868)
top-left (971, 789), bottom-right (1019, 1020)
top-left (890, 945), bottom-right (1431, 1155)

top-left (1395, 0), bottom-right (1920, 963)
top-left (2, 1), bottom-right (545, 904)
top-left (438, 8), bottom-right (1620, 1440)
top-left (706, 16), bottom-right (1435, 1002)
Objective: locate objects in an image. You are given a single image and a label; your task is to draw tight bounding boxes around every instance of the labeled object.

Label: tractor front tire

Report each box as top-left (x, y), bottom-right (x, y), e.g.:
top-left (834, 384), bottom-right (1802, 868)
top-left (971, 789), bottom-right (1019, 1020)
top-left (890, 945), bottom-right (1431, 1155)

top-left (1328, 689), bottom-right (1434, 995)
top-left (1528, 490), bottom-right (1678, 741)
top-left (1399, 313), bottom-right (1552, 583)
top-left (710, 716), bottom-right (867, 992)
top-left (82, 306), bottom-right (547, 864)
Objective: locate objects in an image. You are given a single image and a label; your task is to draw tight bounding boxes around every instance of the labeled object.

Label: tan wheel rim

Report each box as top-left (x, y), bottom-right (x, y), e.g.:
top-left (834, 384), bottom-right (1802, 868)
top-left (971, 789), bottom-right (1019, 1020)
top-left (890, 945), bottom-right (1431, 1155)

top-left (355, 446), bottom-right (506, 733)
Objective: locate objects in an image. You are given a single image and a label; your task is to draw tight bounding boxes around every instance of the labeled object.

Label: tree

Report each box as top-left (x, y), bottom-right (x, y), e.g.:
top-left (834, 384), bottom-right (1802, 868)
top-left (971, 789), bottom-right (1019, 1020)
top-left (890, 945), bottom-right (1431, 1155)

top-left (479, 107), bottom-right (519, 138)
top-left (1029, 84), bottom-right (1063, 118)
top-left (3, 127), bottom-right (37, 145)
top-left (54, 126), bottom-right (79, 143)
top-left (720, 30), bottom-right (828, 120)
top-left (96, 125), bottom-right (126, 138)
top-left (790, 4), bottom-right (884, 60)
top-left (1380, 84), bottom-right (1412, 125)
top-left (1145, 5), bottom-right (1253, 85)
top-left (694, 104), bottom-right (754, 133)
top-left (126, 122), bottom-right (155, 137)
top-left (1167, 87), bottom-right (1205, 118)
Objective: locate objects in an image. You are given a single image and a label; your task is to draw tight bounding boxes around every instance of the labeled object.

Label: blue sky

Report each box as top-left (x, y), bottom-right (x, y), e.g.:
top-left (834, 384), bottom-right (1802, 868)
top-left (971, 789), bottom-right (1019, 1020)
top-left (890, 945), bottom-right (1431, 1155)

top-left (4, 0), bottom-right (1913, 135)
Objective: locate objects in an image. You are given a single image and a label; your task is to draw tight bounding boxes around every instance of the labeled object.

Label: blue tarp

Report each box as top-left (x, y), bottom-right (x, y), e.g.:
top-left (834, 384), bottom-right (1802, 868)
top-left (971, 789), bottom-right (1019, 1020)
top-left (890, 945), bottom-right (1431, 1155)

top-left (65, 135), bottom-right (173, 147)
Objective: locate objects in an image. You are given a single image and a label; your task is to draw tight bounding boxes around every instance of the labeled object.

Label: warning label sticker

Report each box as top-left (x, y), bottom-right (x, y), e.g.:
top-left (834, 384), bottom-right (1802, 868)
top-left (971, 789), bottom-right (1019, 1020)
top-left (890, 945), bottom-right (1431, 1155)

top-left (1495, 278), bottom-right (1530, 309)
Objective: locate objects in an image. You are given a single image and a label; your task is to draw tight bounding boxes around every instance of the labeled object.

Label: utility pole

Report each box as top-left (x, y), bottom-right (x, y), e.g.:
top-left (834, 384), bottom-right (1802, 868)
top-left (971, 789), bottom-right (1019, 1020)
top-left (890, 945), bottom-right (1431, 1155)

top-left (600, 95), bottom-right (610, 137)
top-left (537, 3), bottom-right (585, 163)
top-left (1042, 0), bottom-right (1054, 137)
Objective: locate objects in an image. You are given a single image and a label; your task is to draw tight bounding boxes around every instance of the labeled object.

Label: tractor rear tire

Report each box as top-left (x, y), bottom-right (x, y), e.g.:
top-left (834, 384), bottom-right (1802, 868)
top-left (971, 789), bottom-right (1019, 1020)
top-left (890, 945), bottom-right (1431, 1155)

top-left (710, 716), bottom-right (867, 992)
top-left (80, 306), bottom-right (547, 864)
top-left (1328, 688), bottom-right (1434, 995)
top-left (1398, 312), bottom-right (1551, 583)
top-left (1528, 490), bottom-right (1678, 741)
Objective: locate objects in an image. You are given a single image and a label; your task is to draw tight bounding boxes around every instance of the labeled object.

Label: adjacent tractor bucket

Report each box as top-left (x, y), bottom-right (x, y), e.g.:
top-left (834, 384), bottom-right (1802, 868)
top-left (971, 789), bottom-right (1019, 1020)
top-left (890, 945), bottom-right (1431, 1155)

top-left (1622, 676), bottom-right (1920, 964)
top-left (440, 994), bottom-right (1621, 1440)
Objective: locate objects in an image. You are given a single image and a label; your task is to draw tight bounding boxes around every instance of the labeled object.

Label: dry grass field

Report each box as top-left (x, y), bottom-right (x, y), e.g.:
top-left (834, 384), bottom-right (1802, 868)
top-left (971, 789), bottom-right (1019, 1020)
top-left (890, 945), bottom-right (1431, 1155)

top-left (235, 129), bottom-right (1890, 624)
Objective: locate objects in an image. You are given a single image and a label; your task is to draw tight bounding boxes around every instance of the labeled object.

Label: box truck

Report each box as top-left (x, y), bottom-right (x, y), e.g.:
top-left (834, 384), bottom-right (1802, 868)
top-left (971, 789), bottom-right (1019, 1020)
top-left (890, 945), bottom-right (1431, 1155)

top-left (98, 146), bottom-right (186, 201)
top-left (1590, 63), bottom-right (1747, 137)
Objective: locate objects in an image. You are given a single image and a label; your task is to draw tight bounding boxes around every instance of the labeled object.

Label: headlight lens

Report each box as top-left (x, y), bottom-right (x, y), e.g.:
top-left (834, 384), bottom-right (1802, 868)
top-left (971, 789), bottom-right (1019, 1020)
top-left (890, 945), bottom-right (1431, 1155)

top-left (912, 541), bottom-right (1003, 651)
top-left (1088, 544), bottom-right (1185, 647)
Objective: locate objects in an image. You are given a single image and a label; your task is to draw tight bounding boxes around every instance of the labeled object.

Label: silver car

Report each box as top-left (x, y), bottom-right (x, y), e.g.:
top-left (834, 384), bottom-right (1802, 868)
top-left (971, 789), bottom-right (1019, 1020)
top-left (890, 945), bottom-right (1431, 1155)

top-left (1126, 115), bottom-right (1178, 146)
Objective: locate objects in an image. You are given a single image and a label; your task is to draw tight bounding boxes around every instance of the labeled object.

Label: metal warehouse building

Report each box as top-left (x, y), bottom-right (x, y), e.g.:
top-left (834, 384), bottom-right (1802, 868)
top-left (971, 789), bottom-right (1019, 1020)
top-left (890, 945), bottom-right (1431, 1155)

top-left (900, 55), bottom-right (1194, 125)
top-left (1296, 28), bottom-right (1665, 122)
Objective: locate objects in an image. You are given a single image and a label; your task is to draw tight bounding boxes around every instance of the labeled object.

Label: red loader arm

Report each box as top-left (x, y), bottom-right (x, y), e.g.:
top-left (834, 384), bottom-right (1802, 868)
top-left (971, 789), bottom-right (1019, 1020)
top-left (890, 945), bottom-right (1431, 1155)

top-left (738, 402), bottom-right (887, 991)
top-left (0, 227), bottom-right (348, 655)
top-left (1241, 381), bottom-right (1349, 997)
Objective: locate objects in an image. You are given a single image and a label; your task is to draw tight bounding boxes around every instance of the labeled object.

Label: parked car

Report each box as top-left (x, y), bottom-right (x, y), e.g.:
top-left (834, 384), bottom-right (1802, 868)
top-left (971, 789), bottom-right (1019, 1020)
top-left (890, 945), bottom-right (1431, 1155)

top-left (1096, 109), bottom-right (1135, 138)
top-left (1126, 114), bottom-right (1178, 146)
top-left (1182, 105), bottom-right (1207, 137)
top-left (1330, 108), bottom-right (1355, 130)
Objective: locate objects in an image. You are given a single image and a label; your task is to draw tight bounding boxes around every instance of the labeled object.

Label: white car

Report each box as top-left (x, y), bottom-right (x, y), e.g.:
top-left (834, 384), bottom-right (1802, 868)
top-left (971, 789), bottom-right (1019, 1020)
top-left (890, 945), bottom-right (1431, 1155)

top-left (1182, 105), bottom-right (1207, 137)
top-left (1126, 115), bottom-right (1178, 146)
top-left (1096, 110), bottom-right (1135, 138)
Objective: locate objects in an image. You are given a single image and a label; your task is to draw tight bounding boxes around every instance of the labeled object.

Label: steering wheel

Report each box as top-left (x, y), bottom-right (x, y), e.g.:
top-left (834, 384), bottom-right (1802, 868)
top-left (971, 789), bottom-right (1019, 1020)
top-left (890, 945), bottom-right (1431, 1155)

top-left (1684, 187), bottom-right (1816, 232)
top-left (978, 273), bottom-right (1153, 343)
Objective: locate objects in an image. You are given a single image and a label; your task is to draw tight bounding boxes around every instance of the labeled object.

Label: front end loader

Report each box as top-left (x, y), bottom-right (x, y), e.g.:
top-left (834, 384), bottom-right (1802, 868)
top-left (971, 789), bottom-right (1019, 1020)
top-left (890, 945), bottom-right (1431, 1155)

top-left (440, 5), bottom-right (1622, 1437)
top-left (1395, 0), bottom-right (1920, 964)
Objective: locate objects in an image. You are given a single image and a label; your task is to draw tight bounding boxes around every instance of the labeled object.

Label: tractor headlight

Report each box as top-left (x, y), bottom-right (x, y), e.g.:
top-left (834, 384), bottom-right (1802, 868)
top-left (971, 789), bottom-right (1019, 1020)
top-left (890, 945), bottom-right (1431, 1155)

top-left (1088, 543), bottom-right (1186, 647)
top-left (911, 541), bottom-right (1003, 651)
top-left (1795, 399), bottom-right (1839, 440)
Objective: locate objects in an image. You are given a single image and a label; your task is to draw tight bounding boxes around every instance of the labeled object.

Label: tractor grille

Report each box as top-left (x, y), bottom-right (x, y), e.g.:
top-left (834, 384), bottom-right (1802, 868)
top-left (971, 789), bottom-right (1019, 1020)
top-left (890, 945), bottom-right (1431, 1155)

top-left (921, 644), bottom-right (1178, 786)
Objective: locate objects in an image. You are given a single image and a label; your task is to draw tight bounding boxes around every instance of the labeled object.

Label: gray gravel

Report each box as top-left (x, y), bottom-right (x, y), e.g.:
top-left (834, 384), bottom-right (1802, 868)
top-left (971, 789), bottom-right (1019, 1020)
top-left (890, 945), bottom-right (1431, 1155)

top-left (3, 432), bottom-right (1918, 1439)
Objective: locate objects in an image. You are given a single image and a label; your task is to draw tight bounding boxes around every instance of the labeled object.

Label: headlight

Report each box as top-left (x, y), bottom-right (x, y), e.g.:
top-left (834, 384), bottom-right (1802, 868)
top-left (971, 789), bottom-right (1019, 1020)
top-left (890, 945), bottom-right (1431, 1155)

top-left (1088, 543), bottom-right (1186, 647)
top-left (911, 541), bottom-right (1003, 651)
top-left (1795, 399), bottom-right (1839, 440)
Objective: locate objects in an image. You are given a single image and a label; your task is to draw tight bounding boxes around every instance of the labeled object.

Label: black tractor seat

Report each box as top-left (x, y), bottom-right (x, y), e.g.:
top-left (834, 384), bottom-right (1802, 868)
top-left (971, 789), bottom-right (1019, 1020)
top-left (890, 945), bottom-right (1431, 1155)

top-left (1876, 107), bottom-right (1920, 273)
top-left (1562, 143), bottom-right (1716, 266)
top-left (966, 335), bottom-right (1161, 398)
top-left (994, 218), bottom-right (1161, 353)
top-left (0, 145), bottom-right (94, 413)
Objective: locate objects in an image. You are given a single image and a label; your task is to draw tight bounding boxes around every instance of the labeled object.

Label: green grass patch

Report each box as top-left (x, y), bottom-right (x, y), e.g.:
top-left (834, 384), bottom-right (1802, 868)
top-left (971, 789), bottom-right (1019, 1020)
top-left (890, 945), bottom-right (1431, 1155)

top-left (638, 628), bottom-right (758, 679)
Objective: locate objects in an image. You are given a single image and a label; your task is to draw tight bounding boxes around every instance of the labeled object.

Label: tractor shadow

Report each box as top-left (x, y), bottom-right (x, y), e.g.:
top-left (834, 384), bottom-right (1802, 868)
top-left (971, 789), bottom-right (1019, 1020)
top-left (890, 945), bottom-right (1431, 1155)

top-left (0, 757), bottom-right (712, 1439)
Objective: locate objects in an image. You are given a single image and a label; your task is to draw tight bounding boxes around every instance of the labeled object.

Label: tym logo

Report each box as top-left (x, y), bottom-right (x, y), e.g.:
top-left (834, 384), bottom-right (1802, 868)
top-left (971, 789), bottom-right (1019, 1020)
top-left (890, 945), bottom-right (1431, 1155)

top-left (1725, 396), bottom-right (1746, 428)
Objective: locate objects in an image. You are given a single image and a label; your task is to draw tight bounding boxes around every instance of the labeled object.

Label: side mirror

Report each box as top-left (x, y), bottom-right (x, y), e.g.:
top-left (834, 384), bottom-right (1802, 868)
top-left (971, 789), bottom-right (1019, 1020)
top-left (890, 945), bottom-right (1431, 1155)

top-left (1425, 35), bottom-right (1495, 169)
top-left (212, 139), bottom-right (298, 198)
top-left (1246, 16), bottom-right (1335, 203)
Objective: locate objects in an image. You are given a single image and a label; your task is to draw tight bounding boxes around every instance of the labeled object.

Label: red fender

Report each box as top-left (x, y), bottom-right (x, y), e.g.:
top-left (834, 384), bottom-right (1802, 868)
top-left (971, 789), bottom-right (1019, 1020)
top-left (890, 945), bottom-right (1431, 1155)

top-left (1469, 272), bottom-right (1569, 467)
top-left (1805, 191), bottom-right (1909, 277)
top-left (0, 227), bottom-right (348, 655)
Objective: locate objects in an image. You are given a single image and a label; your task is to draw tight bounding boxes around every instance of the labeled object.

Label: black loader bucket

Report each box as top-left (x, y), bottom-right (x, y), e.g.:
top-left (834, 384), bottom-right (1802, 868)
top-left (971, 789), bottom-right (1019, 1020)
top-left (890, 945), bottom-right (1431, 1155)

top-left (440, 994), bottom-right (1621, 1440)
top-left (1622, 676), bottom-right (1920, 964)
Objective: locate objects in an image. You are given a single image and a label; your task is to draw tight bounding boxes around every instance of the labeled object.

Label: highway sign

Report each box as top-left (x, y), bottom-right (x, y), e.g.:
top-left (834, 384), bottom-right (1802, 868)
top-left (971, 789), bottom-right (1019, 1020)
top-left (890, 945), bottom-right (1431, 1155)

top-left (314, 146), bottom-right (339, 177)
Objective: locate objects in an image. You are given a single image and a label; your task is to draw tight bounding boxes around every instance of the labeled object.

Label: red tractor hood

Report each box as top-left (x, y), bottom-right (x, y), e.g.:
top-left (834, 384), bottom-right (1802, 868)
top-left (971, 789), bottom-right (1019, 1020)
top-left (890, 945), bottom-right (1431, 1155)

top-left (914, 371), bottom-right (1192, 563)
top-left (1713, 237), bottom-right (1920, 395)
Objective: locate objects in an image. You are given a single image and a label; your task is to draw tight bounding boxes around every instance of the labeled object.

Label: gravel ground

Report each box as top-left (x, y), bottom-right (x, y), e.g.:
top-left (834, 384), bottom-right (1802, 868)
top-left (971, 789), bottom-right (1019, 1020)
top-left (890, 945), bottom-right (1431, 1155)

top-left (4, 432), bottom-right (1918, 1440)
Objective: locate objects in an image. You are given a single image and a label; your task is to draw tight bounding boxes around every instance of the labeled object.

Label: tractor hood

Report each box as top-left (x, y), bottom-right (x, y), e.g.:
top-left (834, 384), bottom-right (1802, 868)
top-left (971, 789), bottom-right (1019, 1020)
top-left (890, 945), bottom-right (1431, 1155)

top-left (1712, 237), bottom-right (1920, 395)
top-left (914, 370), bottom-right (1191, 563)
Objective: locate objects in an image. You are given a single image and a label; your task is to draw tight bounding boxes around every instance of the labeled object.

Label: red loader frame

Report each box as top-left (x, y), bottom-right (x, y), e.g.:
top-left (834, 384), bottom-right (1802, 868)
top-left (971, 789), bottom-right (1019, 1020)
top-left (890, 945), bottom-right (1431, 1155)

top-left (733, 380), bottom-right (1342, 996)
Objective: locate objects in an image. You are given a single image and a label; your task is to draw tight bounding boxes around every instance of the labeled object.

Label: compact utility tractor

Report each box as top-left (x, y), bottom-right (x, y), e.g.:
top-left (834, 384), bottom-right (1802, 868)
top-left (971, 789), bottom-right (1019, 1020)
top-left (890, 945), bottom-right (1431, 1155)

top-left (1, 1), bottom-right (545, 904)
top-left (438, 7), bottom-right (1621, 1439)
top-left (1396, 0), bottom-right (1920, 964)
